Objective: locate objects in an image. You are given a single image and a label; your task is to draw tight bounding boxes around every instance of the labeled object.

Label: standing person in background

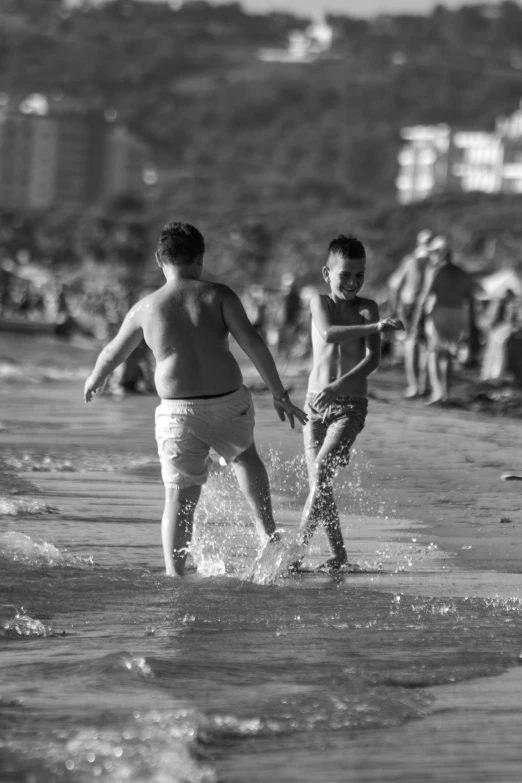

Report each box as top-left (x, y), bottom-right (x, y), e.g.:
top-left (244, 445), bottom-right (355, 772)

top-left (389, 229), bottom-right (433, 398)
top-left (84, 222), bottom-right (306, 577)
top-left (274, 273), bottom-right (302, 368)
top-left (414, 247), bottom-right (475, 405)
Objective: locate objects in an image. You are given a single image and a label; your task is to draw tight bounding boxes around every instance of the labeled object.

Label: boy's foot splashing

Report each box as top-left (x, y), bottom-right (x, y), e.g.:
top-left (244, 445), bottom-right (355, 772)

top-left (84, 222), bottom-right (306, 576)
top-left (295, 234), bottom-right (404, 571)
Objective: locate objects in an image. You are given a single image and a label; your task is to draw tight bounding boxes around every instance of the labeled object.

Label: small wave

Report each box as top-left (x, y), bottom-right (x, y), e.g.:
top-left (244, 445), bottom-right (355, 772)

top-left (0, 531), bottom-right (93, 567)
top-left (5, 454), bottom-right (76, 473)
top-left (0, 607), bottom-right (55, 638)
top-left (3, 450), bottom-right (157, 474)
top-left (0, 360), bottom-right (88, 384)
top-left (0, 496), bottom-right (58, 517)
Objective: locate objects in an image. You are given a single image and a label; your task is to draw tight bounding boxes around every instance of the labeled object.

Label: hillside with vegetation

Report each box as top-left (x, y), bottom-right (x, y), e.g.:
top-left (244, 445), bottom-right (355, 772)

top-left (1, 0), bottom-right (522, 286)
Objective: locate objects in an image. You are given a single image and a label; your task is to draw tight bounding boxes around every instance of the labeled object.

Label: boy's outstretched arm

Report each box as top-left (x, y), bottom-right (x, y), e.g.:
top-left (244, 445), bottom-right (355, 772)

top-left (222, 287), bottom-right (307, 429)
top-left (84, 307), bottom-right (144, 402)
top-left (311, 295), bottom-right (403, 343)
top-left (314, 301), bottom-right (382, 410)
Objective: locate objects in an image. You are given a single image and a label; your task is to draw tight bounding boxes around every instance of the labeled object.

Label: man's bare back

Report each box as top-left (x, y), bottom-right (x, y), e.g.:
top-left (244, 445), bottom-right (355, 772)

top-left (137, 280), bottom-right (243, 399)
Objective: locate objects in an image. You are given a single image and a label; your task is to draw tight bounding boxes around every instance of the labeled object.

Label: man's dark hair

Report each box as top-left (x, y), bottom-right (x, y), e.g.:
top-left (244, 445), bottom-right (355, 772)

top-left (158, 222), bottom-right (205, 266)
top-left (327, 234), bottom-right (366, 262)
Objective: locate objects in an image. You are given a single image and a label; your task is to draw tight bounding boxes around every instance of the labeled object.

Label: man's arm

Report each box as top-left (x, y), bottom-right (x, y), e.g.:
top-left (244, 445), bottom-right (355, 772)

top-left (221, 287), bottom-right (307, 428)
top-left (84, 306), bottom-right (144, 402)
top-left (310, 295), bottom-right (402, 344)
top-left (314, 301), bottom-right (382, 410)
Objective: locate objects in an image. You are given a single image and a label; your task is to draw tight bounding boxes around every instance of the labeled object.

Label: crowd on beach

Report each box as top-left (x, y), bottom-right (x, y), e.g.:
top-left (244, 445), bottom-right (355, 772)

top-left (387, 229), bottom-right (522, 403)
top-left (1, 226), bottom-right (521, 400)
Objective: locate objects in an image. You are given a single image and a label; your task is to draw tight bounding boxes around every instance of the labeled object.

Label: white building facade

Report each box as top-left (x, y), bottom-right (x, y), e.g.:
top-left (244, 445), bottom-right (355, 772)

top-left (397, 102), bottom-right (522, 203)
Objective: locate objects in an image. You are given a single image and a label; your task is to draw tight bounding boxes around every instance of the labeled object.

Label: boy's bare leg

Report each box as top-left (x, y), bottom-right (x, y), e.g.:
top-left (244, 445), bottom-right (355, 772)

top-left (297, 439), bottom-right (348, 568)
top-left (162, 485), bottom-right (201, 576)
top-left (231, 443), bottom-right (278, 543)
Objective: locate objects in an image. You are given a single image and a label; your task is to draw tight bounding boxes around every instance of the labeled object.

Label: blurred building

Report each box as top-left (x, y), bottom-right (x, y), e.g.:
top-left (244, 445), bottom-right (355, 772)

top-left (258, 14), bottom-right (333, 64)
top-left (0, 95), bottom-right (149, 211)
top-left (397, 102), bottom-right (522, 203)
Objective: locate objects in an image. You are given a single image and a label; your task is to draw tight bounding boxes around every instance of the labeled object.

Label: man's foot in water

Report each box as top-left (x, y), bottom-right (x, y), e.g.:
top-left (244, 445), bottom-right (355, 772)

top-left (316, 555), bottom-right (363, 573)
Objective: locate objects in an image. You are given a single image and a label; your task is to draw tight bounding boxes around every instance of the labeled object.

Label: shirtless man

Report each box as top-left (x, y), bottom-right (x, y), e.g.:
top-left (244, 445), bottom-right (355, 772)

top-left (414, 247), bottom-right (475, 405)
top-left (389, 229), bottom-right (433, 398)
top-left (293, 235), bottom-right (404, 571)
top-left (84, 222), bottom-right (306, 576)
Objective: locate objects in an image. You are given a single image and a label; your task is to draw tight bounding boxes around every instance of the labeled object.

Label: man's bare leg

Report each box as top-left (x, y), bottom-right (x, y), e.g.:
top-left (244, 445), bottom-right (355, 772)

top-left (426, 349), bottom-right (444, 405)
top-left (439, 353), bottom-right (451, 402)
top-left (231, 443), bottom-right (278, 543)
top-left (417, 341), bottom-right (429, 396)
top-left (161, 485), bottom-right (201, 576)
top-left (404, 336), bottom-right (420, 398)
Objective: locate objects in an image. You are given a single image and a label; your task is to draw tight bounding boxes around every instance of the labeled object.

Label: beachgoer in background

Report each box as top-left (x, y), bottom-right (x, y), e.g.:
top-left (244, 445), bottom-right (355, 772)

top-left (389, 229), bottom-right (433, 398)
top-left (481, 289), bottom-right (519, 382)
top-left (414, 246), bottom-right (475, 405)
top-left (293, 234), bottom-right (404, 572)
top-left (274, 272), bottom-right (302, 366)
top-left (84, 222), bottom-right (307, 577)
top-left (244, 284), bottom-right (268, 340)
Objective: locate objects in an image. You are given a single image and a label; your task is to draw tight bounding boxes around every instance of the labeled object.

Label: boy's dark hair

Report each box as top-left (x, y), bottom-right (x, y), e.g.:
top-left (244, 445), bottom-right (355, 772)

top-left (327, 234), bottom-right (366, 262)
top-left (158, 222), bottom-right (205, 266)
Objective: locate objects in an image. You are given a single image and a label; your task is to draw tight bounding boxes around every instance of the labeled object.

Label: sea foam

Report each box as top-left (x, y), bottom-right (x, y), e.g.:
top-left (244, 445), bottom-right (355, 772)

top-left (0, 531), bottom-right (93, 567)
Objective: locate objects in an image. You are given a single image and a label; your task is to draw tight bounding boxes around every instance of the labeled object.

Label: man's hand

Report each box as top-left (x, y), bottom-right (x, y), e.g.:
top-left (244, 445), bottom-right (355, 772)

top-left (313, 380), bottom-right (342, 412)
top-left (378, 317), bottom-right (405, 333)
top-left (273, 392), bottom-right (308, 429)
top-left (84, 375), bottom-right (106, 403)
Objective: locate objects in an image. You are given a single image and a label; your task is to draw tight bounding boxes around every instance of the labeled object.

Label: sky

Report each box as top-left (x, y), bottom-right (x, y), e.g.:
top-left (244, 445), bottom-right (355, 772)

top-left (127, 0), bottom-right (508, 17)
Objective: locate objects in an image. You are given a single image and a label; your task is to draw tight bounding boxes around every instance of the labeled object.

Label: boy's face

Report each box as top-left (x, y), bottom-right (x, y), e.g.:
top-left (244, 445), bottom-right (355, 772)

top-left (323, 253), bottom-right (366, 301)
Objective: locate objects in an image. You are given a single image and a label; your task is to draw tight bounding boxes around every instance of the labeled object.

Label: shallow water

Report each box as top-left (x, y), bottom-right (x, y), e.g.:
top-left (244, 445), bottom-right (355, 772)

top-left (1, 336), bottom-right (522, 782)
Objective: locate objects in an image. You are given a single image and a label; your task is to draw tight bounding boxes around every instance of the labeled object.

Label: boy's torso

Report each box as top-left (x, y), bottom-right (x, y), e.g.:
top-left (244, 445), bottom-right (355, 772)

top-left (138, 279), bottom-right (243, 399)
top-left (308, 294), bottom-right (373, 398)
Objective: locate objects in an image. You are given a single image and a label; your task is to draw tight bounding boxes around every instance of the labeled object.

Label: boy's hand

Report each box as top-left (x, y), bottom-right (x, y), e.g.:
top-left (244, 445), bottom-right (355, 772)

top-left (84, 375), bottom-right (106, 403)
top-left (273, 392), bottom-right (308, 429)
top-left (378, 317), bottom-right (404, 332)
top-left (314, 380), bottom-right (342, 411)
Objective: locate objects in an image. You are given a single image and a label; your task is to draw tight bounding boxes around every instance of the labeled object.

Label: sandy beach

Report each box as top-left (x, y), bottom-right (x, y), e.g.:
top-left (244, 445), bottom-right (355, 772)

top-left (1, 332), bottom-right (522, 782)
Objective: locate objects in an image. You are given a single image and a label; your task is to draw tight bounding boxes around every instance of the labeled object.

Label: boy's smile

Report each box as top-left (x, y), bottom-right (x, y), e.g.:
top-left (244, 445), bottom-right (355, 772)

top-left (323, 253), bottom-right (366, 302)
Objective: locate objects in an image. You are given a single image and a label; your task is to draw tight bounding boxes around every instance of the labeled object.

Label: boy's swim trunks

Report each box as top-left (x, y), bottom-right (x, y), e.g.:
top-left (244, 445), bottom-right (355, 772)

top-left (303, 394), bottom-right (368, 467)
top-left (155, 386), bottom-right (254, 489)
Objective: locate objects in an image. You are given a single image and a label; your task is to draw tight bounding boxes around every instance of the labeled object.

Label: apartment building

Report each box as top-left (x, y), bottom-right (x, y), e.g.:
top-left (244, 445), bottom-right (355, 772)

top-left (397, 102), bottom-right (522, 203)
top-left (0, 96), bottom-right (148, 211)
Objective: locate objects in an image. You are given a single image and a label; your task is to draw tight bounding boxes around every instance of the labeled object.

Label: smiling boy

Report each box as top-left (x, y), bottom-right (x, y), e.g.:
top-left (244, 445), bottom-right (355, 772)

top-left (293, 235), bottom-right (403, 572)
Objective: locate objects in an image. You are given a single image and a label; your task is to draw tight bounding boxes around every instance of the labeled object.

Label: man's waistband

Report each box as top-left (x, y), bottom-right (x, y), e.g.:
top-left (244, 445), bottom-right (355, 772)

top-left (158, 386), bottom-right (247, 411)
